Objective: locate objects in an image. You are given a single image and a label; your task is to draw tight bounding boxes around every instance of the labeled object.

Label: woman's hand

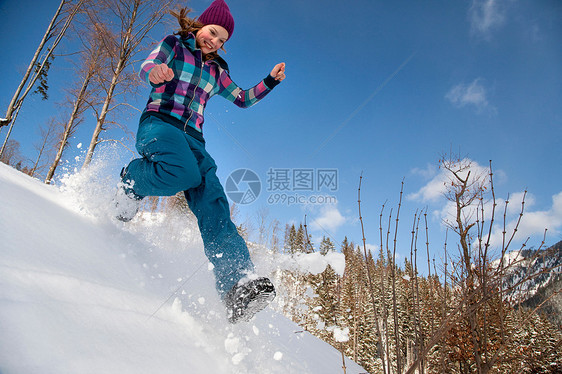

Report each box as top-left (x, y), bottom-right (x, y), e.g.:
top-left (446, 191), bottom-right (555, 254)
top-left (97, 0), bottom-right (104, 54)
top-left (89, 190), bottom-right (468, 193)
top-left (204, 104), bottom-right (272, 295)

top-left (149, 64), bottom-right (174, 84)
top-left (270, 62), bottom-right (286, 82)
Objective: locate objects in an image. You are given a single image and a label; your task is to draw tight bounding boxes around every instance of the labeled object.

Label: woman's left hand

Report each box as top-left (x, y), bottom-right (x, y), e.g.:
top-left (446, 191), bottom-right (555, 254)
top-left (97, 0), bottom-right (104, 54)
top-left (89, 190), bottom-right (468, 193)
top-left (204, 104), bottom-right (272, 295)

top-left (270, 63), bottom-right (286, 82)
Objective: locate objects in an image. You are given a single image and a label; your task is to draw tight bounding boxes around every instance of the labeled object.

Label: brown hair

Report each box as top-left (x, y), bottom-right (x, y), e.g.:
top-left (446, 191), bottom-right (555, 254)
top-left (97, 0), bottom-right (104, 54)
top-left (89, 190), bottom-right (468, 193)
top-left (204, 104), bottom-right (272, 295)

top-left (170, 7), bottom-right (225, 61)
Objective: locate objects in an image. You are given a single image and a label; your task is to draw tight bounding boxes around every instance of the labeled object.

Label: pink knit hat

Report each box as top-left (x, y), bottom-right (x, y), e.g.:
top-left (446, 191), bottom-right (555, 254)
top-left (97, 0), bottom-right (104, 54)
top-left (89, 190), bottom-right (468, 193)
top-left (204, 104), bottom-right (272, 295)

top-left (199, 0), bottom-right (235, 39)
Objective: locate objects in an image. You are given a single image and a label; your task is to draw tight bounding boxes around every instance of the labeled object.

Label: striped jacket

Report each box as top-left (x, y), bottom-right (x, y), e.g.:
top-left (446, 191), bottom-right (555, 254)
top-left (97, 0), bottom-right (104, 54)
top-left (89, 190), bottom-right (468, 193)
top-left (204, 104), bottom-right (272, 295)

top-left (139, 33), bottom-right (280, 141)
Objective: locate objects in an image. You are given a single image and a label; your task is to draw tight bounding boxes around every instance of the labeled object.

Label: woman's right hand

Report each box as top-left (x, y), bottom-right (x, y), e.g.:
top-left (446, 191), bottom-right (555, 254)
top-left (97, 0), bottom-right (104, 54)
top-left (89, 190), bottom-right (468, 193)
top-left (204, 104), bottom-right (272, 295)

top-left (149, 64), bottom-right (174, 84)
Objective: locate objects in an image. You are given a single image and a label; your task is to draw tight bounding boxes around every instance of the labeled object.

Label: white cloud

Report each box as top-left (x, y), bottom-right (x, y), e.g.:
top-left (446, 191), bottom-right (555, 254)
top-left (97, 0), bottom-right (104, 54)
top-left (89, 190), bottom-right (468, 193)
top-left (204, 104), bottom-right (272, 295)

top-left (310, 204), bottom-right (347, 233)
top-left (409, 159), bottom-right (562, 249)
top-left (408, 158), bottom-right (491, 203)
top-left (409, 158), bottom-right (491, 232)
top-left (366, 242), bottom-right (380, 253)
top-left (360, 242), bottom-right (381, 257)
top-left (410, 163), bottom-right (439, 180)
top-left (445, 78), bottom-right (494, 113)
top-left (408, 171), bottom-right (448, 203)
top-left (488, 191), bottom-right (562, 248)
top-left (504, 191), bottom-right (536, 216)
top-left (469, 0), bottom-right (506, 37)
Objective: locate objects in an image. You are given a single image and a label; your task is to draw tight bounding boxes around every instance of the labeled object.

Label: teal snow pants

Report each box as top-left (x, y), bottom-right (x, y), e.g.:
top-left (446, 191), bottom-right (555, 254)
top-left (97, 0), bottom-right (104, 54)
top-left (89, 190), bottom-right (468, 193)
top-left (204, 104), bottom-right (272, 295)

top-left (122, 114), bottom-right (255, 298)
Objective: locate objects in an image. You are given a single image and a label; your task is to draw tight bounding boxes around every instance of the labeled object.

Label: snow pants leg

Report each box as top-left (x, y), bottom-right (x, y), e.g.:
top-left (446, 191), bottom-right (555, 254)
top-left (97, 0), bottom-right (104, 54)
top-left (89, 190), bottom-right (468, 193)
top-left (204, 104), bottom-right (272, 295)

top-left (122, 115), bottom-right (255, 298)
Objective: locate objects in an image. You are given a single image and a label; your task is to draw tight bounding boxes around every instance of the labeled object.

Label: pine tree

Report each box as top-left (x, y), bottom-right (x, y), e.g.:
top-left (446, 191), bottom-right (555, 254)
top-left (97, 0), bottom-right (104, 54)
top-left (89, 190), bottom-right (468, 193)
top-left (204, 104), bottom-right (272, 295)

top-left (308, 236), bottom-right (340, 340)
top-left (277, 223), bottom-right (316, 324)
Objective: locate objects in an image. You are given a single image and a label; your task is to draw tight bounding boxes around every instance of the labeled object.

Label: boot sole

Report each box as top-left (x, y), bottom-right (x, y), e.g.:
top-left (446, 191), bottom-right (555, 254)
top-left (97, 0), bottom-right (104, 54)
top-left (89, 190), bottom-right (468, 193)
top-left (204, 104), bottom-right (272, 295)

top-left (229, 289), bottom-right (276, 324)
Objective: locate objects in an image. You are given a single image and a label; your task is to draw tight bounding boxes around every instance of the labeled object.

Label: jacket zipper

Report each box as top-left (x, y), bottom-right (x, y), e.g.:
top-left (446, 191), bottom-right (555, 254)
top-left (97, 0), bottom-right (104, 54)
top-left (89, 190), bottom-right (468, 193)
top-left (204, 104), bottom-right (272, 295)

top-left (184, 55), bottom-right (204, 132)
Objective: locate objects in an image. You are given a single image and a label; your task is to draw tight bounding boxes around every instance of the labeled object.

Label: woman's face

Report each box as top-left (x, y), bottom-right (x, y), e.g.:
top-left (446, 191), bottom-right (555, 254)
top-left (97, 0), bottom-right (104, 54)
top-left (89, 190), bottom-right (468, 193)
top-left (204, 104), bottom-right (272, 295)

top-left (196, 24), bottom-right (229, 55)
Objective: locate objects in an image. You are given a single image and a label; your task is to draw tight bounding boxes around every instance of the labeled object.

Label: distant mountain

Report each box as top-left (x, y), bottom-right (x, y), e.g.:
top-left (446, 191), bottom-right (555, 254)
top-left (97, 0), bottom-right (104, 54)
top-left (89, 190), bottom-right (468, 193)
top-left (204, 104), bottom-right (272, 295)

top-left (502, 241), bottom-right (562, 328)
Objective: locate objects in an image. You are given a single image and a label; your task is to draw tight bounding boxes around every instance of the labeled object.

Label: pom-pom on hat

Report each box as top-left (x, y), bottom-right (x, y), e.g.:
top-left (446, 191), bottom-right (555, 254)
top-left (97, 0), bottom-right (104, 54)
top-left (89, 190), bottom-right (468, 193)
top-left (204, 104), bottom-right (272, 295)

top-left (199, 0), bottom-right (235, 39)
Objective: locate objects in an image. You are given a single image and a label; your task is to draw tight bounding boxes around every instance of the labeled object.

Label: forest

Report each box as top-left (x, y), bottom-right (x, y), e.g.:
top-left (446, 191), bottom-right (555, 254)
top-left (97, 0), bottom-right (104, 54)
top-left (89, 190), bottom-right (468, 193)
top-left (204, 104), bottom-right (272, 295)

top-left (259, 159), bottom-right (562, 374)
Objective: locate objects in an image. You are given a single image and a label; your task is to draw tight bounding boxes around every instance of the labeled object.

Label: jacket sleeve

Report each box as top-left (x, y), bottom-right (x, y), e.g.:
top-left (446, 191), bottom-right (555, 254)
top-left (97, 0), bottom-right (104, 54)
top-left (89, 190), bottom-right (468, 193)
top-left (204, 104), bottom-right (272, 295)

top-left (217, 70), bottom-right (280, 108)
top-left (139, 35), bottom-right (177, 87)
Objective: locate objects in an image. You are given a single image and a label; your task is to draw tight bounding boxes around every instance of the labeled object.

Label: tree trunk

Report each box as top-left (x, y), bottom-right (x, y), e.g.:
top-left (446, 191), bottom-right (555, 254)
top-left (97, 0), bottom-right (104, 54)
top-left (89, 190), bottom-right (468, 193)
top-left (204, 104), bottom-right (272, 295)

top-left (45, 73), bottom-right (92, 183)
top-left (0, 0), bottom-right (84, 158)
top-left (0, 0), bottom-right (65, 130)
top-left (82, 57), bottom-right (123, 167)
top-left (82, 0), bottom-right (164, 168)
top-left (30, 122), bottom-right (55, 177)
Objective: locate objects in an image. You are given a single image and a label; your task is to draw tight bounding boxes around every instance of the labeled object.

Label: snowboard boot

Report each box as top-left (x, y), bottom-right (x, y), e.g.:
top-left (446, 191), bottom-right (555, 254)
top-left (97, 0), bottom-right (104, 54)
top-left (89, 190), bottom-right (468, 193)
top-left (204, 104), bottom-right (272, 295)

top-left (113, 183), bottom-right (142, 222)
top-left (224, 277), bottom-right (276, 324)
top-left (113, 167), bottom-right (143, 222)
top-left (114, 184), bottom-right (142, 222)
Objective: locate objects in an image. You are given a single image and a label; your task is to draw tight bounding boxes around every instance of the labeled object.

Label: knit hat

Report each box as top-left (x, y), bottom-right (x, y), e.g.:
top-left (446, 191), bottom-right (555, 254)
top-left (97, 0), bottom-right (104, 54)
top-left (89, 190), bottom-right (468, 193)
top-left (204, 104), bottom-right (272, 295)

top-left (199, 0), bottom-right (235, 39)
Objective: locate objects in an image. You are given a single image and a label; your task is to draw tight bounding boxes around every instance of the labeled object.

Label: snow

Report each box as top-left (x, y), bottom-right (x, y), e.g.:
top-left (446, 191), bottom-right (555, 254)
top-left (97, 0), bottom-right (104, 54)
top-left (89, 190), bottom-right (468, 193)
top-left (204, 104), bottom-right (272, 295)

top-left (294, 251), bottom-right (346, 276)
top-left (333, 327), bottom-right (350, 343)
top-left (251, 249), bottom-right (347, 279)
top-left (0, 162), bottom-right (365, 374)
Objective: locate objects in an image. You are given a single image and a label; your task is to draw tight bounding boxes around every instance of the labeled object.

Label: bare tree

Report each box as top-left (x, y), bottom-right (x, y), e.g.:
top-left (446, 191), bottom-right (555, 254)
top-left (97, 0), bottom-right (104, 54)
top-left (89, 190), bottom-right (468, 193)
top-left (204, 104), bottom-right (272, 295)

top-left (255, 207), bottom-right (270, 247)
top-left (45, 21), bottom-right (109, 183)
top-left (30, 118), bottom-right (59, 178)
top-left (269, 158), bottom-right (561, 374)
top-left (405, 155), bottom-right (562, 374)
top-left (230, 202), bottom-right (251, 241)
top-left (270, 218), bottom-right (282, 252)
top-left (358, 174), bottom-right (388, 374)
top-left (0, 0), bottom-right (85, 158)
top-left (82, 0), bottom-right (173, 168)
top-left (0, 140), bottom-right (25, 167)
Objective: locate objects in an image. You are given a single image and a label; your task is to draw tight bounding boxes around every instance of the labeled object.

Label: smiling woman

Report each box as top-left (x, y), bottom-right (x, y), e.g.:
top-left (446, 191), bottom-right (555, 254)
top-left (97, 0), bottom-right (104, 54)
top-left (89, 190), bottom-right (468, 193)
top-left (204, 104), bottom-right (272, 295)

top-left (170, 6), bottom-right (230, 61)
top-left (196, 25), bottom-right (229, 55)
top-left (114, 0), bottom-right (286, 324)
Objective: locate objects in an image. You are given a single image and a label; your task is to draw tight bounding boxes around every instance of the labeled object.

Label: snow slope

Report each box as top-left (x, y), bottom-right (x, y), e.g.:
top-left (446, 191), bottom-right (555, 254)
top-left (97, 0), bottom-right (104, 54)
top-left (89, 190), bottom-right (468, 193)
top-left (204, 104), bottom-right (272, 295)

top-left (0, 162), bottom-right (365, 374)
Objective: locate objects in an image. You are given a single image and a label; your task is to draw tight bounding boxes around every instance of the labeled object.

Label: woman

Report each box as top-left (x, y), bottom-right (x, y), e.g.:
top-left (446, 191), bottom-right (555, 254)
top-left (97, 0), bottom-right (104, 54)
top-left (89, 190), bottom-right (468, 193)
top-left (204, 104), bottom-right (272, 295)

top-left (115, 0), bottom-right (286, 323)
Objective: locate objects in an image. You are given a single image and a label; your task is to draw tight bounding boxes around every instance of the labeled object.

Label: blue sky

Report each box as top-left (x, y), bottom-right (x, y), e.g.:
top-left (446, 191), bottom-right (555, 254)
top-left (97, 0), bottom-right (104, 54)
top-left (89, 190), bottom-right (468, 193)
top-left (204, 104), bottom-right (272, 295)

top-left (1, 0), bottom-right (561, 269)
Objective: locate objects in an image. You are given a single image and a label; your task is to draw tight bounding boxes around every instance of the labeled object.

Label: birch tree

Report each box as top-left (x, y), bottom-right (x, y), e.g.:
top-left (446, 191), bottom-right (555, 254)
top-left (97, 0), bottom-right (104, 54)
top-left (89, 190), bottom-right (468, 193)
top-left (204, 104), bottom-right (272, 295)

top-left (0, 0), bottom-right (85, 158)
top-left (82, 0), bottom-right (173, 168)
top-left (45, 22), bottom-right (109, 183)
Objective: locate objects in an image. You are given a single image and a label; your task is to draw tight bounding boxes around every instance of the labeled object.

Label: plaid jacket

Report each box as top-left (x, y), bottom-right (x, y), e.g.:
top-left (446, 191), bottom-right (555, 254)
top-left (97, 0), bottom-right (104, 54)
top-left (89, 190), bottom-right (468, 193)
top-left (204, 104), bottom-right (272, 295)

top-left (139, 34), bottom-right (279, 141)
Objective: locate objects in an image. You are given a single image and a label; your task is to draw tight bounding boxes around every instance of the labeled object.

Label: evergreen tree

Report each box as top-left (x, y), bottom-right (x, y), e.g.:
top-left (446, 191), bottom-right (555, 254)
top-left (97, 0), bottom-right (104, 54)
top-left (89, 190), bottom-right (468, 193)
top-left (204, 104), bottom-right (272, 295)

top-left (308, 236), bottom-right (339, 340)
top-left (319, 236), bottom-right (335, 255)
